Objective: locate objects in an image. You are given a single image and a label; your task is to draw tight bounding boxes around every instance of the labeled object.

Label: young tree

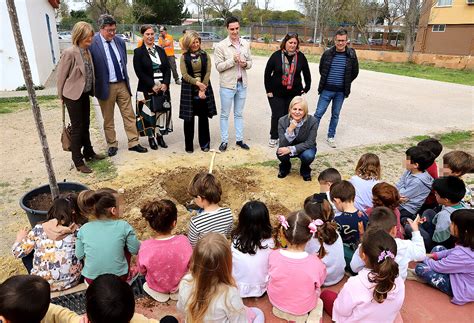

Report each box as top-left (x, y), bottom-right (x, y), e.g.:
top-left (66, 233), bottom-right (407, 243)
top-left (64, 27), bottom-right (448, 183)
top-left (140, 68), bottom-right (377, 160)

top-left (6, 0), bottom-right (59, 199)
top-left (134, 0), bottom-right (187, 24)
top-left (207, 0), bottom-right (240, 19)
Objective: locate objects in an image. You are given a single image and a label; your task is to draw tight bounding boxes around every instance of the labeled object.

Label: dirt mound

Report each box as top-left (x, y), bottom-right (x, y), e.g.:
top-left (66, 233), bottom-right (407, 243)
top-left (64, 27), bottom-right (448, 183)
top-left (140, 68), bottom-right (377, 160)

top-left (118, 166), bottom-right (296, 239)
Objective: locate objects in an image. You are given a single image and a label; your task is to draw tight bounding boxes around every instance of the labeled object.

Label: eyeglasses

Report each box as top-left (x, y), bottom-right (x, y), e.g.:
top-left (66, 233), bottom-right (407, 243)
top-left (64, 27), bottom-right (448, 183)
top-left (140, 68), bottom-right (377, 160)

top-left (104, 28), bottom-right (116, 34)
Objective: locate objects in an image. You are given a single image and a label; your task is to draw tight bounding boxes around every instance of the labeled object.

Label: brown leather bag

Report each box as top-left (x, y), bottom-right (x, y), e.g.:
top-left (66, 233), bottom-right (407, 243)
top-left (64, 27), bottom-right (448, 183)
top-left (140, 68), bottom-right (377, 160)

top-left (61, 102), bottom-right (72, 151)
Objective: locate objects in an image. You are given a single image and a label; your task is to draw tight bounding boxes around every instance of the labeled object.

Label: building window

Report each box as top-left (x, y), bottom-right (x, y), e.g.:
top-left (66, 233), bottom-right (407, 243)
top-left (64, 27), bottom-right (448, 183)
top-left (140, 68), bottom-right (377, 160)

top-left (432, 24), bottom-right (446, 32)
top-left (436, 0), bottom-right (453, 6)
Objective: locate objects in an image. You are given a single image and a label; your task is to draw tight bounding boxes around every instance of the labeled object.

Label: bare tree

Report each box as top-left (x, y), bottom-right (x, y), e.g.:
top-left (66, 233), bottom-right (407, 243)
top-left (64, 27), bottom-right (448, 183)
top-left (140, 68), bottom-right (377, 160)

top-left (6, 0), bottom-right (59, 199)
top-left (190, 0), bottom-right (210, 27)
top-left (382, 0), bottom-right (405, 32)
top-left (207, 0), bottom-right (241, 19)
top-left (85, 0), bottom-right (127, 16)
top-left (298, 0), bottom-right (342, 46)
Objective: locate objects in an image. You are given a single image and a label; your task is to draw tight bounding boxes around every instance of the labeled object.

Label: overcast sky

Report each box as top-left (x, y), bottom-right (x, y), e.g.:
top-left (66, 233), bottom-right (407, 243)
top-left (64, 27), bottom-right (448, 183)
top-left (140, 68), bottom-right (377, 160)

top-left (185, 1), bottom-right (301, 13)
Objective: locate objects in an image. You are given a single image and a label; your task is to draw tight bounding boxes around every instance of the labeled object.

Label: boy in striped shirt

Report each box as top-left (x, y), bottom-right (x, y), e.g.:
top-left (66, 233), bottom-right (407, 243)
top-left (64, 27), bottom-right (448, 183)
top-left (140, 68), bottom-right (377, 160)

top-left (187, 172), bottom-right (234, 247)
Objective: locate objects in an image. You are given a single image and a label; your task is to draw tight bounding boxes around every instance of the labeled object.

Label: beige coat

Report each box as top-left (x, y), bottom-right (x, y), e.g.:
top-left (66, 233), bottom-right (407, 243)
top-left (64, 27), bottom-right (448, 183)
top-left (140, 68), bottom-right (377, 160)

top-left (214, 36), bottom-right (252, 89)
top-left (57, 46), bottom-right (95, 100)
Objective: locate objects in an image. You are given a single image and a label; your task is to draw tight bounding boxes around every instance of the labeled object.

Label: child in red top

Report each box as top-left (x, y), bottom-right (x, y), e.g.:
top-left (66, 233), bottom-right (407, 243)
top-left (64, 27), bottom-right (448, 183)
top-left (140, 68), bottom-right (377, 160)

top-left (137, 199), bottom-right (192, 302)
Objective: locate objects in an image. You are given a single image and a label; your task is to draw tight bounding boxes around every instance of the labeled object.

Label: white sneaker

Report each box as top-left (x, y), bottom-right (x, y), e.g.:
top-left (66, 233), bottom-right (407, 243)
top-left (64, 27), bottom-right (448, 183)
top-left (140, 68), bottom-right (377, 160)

top-left (326, 137), bottom-right (336, 148)
top-left (268, 139), bottom-right (278, 148)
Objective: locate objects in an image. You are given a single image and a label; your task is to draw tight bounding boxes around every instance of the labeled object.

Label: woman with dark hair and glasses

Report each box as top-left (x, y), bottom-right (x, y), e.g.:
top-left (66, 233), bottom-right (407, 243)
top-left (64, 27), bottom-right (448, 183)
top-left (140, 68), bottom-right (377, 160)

top-left (133, 24), bottom-right (172, 150)
top-left (264, 32), bottom-right (311, 148)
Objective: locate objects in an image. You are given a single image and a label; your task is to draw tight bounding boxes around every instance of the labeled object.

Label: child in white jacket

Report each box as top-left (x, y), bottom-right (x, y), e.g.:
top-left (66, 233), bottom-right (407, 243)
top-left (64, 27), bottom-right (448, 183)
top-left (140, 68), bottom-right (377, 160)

top-left (350, 207), bottom-right (425, 279)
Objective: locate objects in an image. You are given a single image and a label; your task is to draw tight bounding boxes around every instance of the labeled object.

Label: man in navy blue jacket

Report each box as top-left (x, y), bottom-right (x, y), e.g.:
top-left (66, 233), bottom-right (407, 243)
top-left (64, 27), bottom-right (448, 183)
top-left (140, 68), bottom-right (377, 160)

top-left (315, 28), bottom-right (359, 149)
top-left (89, 14), bottom-right (147, 156)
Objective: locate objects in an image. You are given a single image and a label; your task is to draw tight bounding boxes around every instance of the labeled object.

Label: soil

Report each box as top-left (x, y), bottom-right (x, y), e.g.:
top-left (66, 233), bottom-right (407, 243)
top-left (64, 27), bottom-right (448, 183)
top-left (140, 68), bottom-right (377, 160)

top-left (0, 104), bottom-right (472, 284)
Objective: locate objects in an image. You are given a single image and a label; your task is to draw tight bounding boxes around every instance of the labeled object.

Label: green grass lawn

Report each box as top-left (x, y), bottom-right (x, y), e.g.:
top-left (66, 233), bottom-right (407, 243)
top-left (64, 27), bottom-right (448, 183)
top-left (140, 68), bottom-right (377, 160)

top-left (250, 48), bottom-right (474, 86)
top-left (0, 95), bottom-right (59, 114)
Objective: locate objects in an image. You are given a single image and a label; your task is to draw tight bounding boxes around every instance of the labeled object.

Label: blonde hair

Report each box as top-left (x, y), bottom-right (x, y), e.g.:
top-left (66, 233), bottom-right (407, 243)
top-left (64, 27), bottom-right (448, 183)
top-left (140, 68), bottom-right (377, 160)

top-left (181, 30), bottom-right (201, 53)
top-left (71, 21), bottom-right (94, 47)
top-left (355, 153), bottom-right (381, 180)
top-left (186, 233), bottom-right (237, 322)
top-left (288, 96), bottom-right (308, 120)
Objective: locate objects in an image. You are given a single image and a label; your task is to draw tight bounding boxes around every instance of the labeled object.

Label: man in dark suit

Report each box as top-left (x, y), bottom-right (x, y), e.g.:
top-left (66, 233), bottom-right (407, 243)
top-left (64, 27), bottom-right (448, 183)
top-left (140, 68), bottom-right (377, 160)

top-left (89, 14), bottom-right (147, 156)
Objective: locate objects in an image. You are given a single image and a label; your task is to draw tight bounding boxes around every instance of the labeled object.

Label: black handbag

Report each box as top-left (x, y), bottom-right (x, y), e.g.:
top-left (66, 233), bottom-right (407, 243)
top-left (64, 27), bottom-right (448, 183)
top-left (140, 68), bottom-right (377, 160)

top-left (150, 92), bottom-right (171, 113)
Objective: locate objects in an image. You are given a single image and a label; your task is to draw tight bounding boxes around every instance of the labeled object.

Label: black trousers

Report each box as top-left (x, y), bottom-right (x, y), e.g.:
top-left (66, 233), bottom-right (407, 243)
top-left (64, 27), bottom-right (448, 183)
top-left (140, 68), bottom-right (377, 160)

top-left (268, 95), bottom-right (293, 139)
top-left (63, 92), bottom-right (94, 167)
top-left (183, 99), bottom-right (210, 151)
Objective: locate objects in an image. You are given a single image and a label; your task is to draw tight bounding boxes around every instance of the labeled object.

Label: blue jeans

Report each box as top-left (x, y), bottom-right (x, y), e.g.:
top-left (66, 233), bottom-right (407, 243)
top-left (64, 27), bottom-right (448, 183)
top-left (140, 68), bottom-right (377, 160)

top-left (219, 82), bottom-right (246, 143)
top-left (277, 147), bottom-right (316, 178)
top-left (415, 246), bottom-right (453, 296)
top-left (314, 90), bottom-right (345, 139)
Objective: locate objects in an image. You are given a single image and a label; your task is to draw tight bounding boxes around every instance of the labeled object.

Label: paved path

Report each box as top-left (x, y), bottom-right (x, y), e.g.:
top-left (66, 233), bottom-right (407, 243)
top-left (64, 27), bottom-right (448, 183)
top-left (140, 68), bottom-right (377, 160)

top-left (93, 54), bottom-right (473, 164)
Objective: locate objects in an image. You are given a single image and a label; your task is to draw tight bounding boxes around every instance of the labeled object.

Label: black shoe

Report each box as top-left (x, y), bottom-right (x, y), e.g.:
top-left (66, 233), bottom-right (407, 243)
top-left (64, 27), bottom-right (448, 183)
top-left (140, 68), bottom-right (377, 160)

top-left (186, 149), bottom-right (194, 153)
top-left (157, 135), bottom-right (168, 148)
top-left (148, 138), bottom-right (158, 150)
top-left (278, 171), bottom-right (289, 179)
top-left (85, 153), bottom-right (106, 161)
top-left (108, 147), bottom-right (118, 157)
top-left (219, 142), bottom-right (228, 152)
top-left (128, 144), bottom-right (148, 153)
top-left (201, 147), bottom-right (210, 152)
top-left (236, 141), bottom-right (250, 150)
top-left (303, 175), bottom-right (312, 181)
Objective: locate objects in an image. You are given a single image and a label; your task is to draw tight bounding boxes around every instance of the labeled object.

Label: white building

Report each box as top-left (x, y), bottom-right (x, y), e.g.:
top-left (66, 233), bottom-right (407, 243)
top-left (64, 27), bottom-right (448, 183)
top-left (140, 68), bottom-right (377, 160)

top-left (0, 0), bottom-right (60, 91)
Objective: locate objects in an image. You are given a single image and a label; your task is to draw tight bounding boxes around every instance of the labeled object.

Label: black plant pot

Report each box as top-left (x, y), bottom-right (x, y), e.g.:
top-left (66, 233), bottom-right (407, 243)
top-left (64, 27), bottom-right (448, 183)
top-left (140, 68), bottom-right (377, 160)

top-left (19, 181), bottom-right (88, 227)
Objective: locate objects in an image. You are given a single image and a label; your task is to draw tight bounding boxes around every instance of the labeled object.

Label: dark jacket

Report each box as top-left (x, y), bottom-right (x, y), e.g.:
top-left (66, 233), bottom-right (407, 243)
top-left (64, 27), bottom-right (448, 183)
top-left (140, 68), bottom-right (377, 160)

top-left (278, 115), bottom-right (318, 154)
top-left (179, 51), bottom-right (217, 121)
top-left (89, 33), bottom-right (131, 100)
top-left (318, 46), bottom-right (359, 98)
top-left (133, 44), bottom-right (171, 95)
top-left (264, 50), bottom-right (311, 98)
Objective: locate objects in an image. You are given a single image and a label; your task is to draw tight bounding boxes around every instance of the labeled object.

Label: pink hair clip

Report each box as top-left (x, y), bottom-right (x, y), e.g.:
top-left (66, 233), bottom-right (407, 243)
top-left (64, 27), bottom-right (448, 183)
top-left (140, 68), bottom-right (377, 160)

top-left (308, 219), bottom-right (324, 234)
top-left (377, 250), bottom-right (395, 263)
top-left (278, 215), bottom-right (289, 230)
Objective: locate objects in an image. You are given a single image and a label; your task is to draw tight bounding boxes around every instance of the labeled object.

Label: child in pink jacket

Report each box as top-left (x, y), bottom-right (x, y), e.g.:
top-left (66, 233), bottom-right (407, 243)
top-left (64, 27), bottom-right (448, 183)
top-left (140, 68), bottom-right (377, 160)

top-left (322, 230), bottom-right (405, 322)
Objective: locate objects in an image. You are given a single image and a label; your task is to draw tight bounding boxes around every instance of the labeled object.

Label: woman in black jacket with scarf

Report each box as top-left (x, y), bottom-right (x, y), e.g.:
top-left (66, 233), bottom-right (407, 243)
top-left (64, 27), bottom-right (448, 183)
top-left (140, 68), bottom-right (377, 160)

top-left (264, 33), bottom-right (311, 148)
top-left (179, 30), bottom-right (217, 153)
top-left (133, 24), bottom-right (172, 150)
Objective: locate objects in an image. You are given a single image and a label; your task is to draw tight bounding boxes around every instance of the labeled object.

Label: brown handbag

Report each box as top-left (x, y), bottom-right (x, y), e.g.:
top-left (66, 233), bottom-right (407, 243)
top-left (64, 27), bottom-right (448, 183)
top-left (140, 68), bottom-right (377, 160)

top-left (61, 102), bottom-right (72, 152)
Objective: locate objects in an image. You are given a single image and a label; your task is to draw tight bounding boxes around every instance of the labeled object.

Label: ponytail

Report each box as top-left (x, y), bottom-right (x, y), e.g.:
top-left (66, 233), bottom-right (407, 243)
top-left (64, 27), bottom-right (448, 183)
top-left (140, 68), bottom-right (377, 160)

top-left (316, 221), bottom-right (338, 258)
top-left (361, 230), bottom-right (399, 304)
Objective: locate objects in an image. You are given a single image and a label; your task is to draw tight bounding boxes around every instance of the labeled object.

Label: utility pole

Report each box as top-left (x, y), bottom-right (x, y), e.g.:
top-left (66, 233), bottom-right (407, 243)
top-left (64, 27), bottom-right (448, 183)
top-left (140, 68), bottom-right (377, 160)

top-left (312, 0), bottom-right (320, 46)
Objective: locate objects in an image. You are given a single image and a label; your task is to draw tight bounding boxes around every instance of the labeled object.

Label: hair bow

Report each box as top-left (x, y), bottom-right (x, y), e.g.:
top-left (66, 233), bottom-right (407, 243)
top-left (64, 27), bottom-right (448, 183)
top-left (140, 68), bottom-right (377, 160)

top-left (278, 215), bottom-right (289, 230)
top-left (308, 219), bottom-right (324, 234)
top-left (377, 250), bottom-right (395, 263)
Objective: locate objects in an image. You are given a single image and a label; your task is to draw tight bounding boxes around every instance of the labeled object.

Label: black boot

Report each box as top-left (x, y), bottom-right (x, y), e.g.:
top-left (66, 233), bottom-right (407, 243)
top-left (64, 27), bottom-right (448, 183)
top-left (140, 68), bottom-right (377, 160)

top-left (157, 135), bottom-right (168, 148)
top-left (148, 137), bottom-right (158, 150)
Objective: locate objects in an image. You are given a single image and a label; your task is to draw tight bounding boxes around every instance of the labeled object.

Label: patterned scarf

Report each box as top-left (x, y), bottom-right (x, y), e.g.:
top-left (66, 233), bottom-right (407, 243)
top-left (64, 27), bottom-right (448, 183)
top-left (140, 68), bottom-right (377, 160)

top-left (281, 50), bottom-right (298, 90)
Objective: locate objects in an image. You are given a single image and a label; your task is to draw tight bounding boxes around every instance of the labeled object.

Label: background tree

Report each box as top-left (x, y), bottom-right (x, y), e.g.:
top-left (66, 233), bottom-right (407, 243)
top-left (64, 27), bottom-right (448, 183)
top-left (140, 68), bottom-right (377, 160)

top-left (134, 0), bottom-right (188, 24)
top-left (207, 0), bottom-right (240, 19)
top-left (85, 0), bottom-right (130, 22)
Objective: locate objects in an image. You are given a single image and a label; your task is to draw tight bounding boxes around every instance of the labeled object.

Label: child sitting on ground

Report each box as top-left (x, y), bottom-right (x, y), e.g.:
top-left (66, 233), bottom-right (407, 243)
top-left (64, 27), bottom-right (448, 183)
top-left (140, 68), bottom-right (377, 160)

top-left (304, 195), bottom-right (345, 286)
top-left (268, 211), bottom-right (327, 321)
top-left (422, 176), bottom-right (466, 250)
top-left (137, 199), bottom-right (192, 302)
top-left (177, 233), bottom-right (264, 322)
top-left (442, 150), bottom-right (474, 208)
top-left (231, 200), bottom-right (274, 298)
top-left (12, 195), bottom-right (84, 291)
top-left (75, 189), bottom-right (140, 283)
top-left (187, 172), bottom-right (233, 247)
top-left (0, 275), bottom-right (50, 323)
top-left (350, 153), bottom-right (381, 212)
top-left (414, 209), bottom-right (474, 305)
top-left (366, 182), bottom-right (403, 239)
top-left (330, 180), bottom-right (369, 269)
top-left (314, 167), bottom-right (342, 216)
top-left (396, 146), bottom-right (434, 221)
top-left (322, 230), bottom-right (405, 322)
top-left (417, 138), bottom-right (443, 212)
top-left (43, 274), bottom-right (178, 322)
top-left (350, 207), bottom-right (425, 279)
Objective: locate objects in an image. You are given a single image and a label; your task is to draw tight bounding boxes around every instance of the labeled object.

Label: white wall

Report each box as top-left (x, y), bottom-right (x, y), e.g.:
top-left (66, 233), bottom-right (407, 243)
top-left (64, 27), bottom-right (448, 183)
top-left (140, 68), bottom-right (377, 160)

top-left (0, 0), bottom-right (59, 91)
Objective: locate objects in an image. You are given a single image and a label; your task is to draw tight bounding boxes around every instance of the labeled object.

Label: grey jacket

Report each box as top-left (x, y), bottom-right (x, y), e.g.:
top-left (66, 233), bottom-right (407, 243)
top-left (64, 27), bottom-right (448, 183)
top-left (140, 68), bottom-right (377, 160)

top-left (396, 170), bottom-right (433, 214)
top-left (278, 115), bottom-right (317, 155)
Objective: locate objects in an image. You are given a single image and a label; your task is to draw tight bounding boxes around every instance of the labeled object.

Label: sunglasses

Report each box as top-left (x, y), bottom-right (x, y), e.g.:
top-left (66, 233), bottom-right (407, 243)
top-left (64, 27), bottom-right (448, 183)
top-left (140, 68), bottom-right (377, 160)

top-left (287, 32), bottom-right (299, 38)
